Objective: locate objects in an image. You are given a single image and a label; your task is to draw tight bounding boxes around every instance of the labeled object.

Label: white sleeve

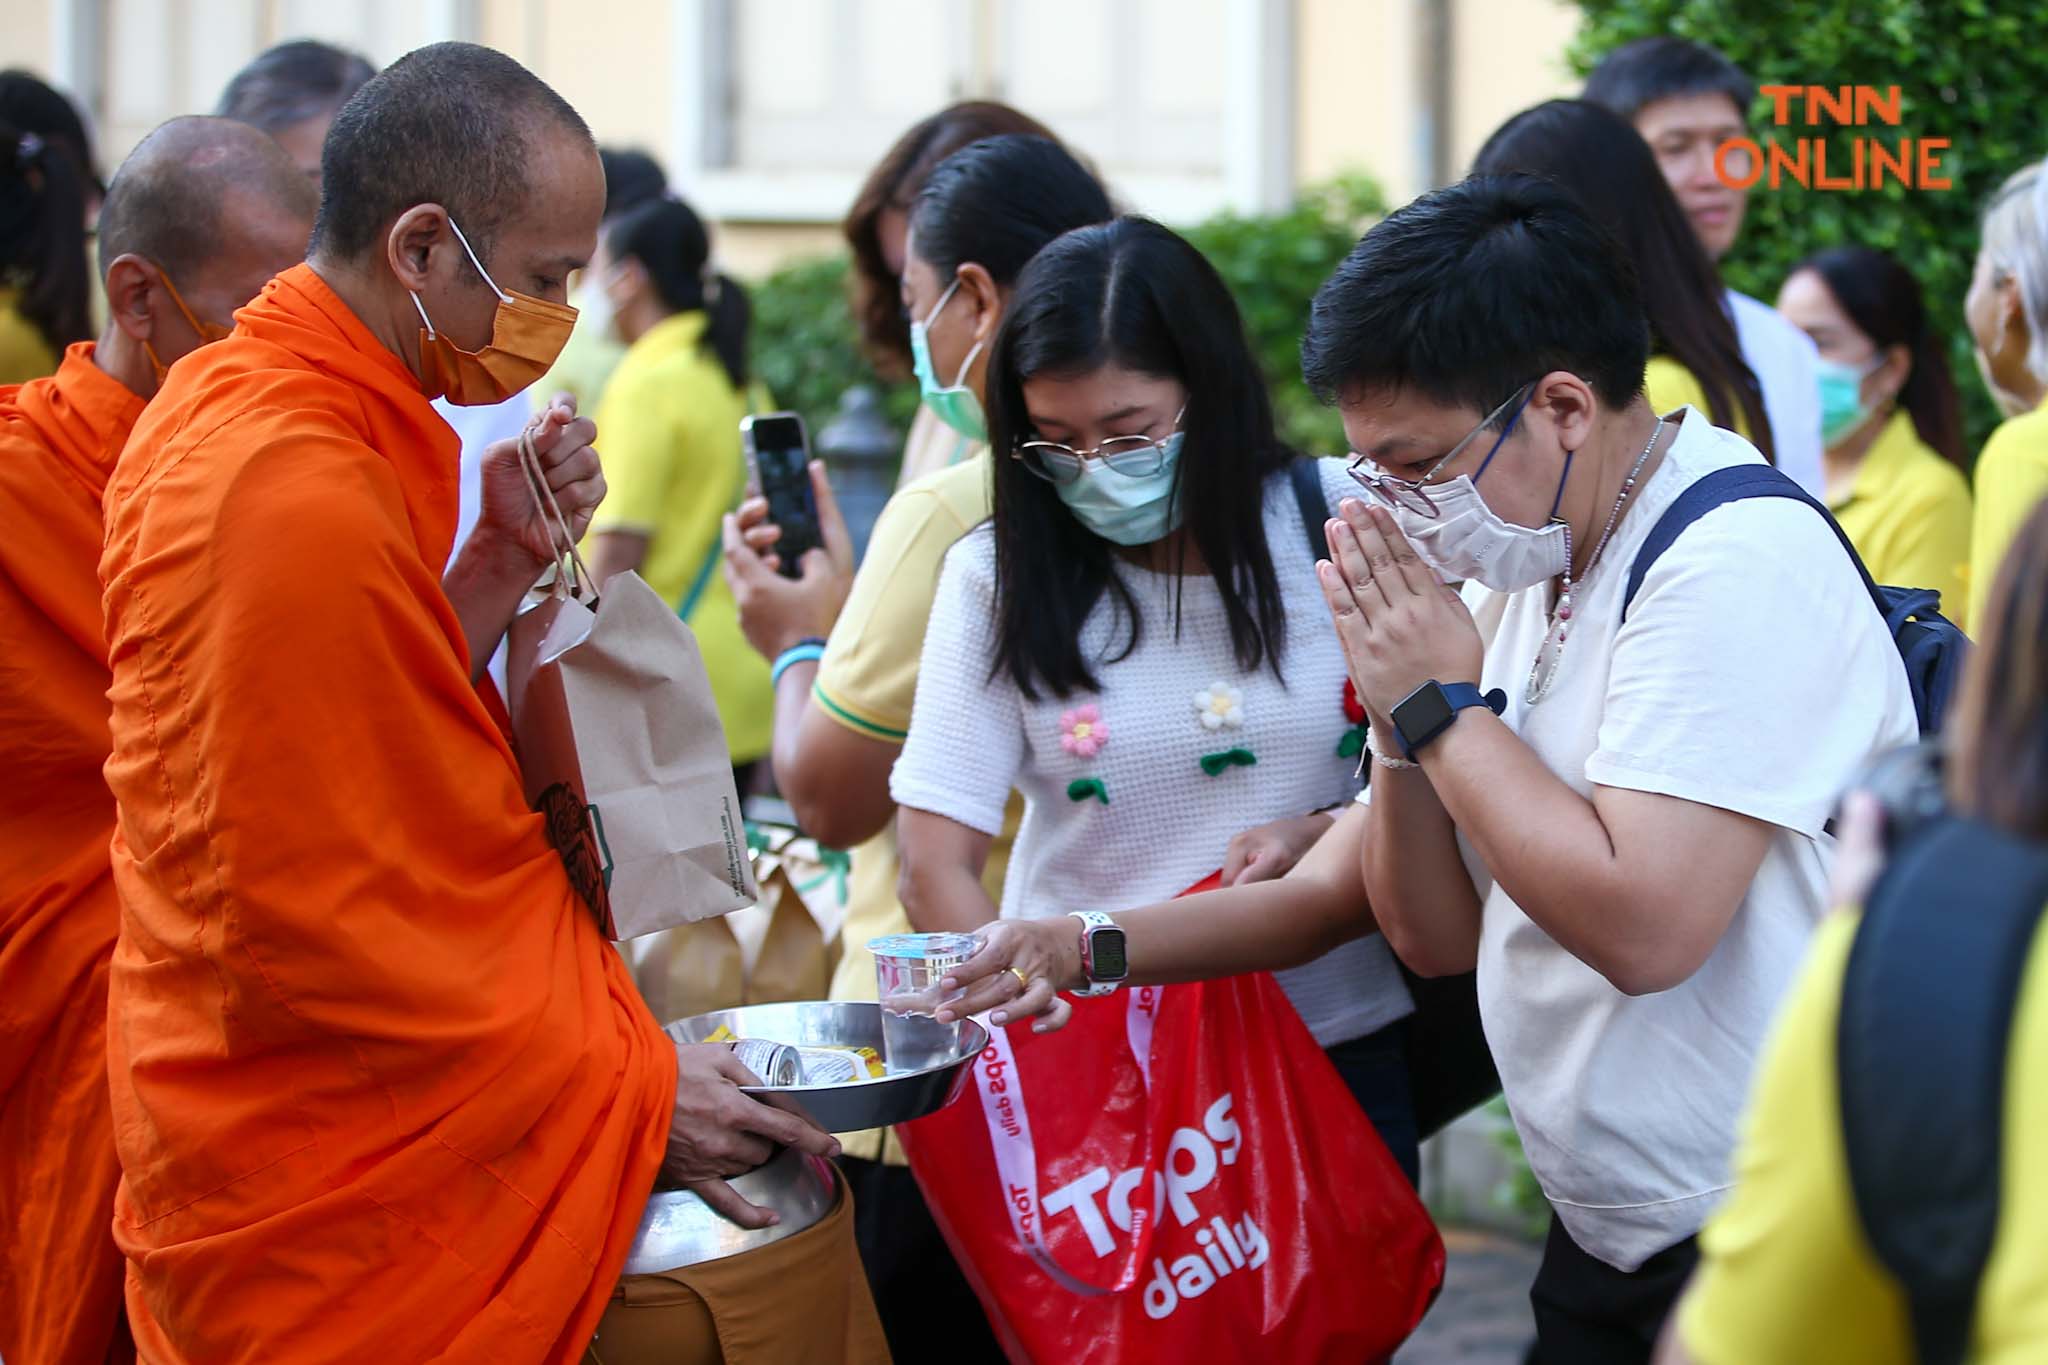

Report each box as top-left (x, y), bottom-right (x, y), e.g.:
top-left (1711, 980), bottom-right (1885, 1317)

top-left (888, 533), bottom-right (1028, 837)
top-left (1585, 498), bottom-right (1911, 836)
top-left (1730, 290), bottom-right (1826, 498)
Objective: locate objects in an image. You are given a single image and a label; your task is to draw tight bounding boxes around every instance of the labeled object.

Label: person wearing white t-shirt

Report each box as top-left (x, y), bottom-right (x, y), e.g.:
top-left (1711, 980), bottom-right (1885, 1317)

top-left (940, 176), bottom-right (1915, 1364)
top-left (1583, 35), bottom-right (1826, 498)
top-left (891, 216), bottom-right (1419, 1174)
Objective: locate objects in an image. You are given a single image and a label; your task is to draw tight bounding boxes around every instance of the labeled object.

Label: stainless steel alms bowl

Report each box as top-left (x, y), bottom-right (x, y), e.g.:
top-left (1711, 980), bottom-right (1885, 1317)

top-left (666, 1000), bottom-right (988, 1133)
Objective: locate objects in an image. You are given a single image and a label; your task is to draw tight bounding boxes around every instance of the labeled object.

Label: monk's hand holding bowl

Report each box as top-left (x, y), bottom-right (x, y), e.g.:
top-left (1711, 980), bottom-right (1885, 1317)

top-left (665, 1042), bottom-right (842, 1229)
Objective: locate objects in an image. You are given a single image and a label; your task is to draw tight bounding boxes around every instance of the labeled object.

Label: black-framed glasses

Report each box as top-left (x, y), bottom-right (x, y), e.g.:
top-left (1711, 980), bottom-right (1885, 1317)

top-left (1013, 407), bottom-right (1185, 485)
top-left (1346, 382), bottom-right (1534, 517)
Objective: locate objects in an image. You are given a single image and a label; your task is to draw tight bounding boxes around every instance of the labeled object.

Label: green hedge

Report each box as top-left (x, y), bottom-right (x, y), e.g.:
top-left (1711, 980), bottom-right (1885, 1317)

top-left (1571, 0), bottom-right (2048, 461)
top-left (747, 174), bottom-right (1386, 463)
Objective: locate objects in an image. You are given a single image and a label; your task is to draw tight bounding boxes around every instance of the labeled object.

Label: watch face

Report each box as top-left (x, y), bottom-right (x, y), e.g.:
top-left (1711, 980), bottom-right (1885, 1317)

top-left (1393, 682), bottom-right (1454, 746)
top-left (1088, 928), bottom-right (1130, 982)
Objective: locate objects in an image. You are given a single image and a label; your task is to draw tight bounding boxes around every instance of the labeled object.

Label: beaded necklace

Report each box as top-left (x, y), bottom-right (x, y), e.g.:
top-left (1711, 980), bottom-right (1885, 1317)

top-left (1525, 418), bottom-right (1665, 705)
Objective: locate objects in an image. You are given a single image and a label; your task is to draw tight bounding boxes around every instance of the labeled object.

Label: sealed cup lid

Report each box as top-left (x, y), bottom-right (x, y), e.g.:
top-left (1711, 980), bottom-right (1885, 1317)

top-left (866, 932), bottom-right (980, 967)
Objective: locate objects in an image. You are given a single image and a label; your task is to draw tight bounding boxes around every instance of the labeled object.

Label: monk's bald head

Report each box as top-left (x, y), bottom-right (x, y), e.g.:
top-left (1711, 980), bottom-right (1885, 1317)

top-left (309, 42), bottom-right (594, 267)
top-left (96, 116), bottom-right (317, 393)
top-left (98, 115), bottom-right (316, 289)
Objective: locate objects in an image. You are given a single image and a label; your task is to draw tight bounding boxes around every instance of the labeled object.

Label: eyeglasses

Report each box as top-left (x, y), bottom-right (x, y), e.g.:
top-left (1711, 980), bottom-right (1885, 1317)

top-left (1346, 382), bottom-right (1534, 517)
top-left (1014, 408), bottom-right (1184, 485)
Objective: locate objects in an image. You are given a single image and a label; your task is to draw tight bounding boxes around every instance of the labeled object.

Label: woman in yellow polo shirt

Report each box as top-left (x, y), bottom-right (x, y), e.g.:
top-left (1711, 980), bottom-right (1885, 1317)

top-left (582, 196), bottom-right (772, 777)
top-left (0, 118), bottom-right (92, 384)
top-left (1667, 501), bottom-right (2048, 1365)
top-left (1777, 246), bottom-right (1972, 622)
top-left (1964, 158), bottom-right (2048, 630)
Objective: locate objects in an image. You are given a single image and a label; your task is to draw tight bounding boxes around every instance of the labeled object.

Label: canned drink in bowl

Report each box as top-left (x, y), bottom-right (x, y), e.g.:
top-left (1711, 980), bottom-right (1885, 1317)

top-left (729, 1038), bottom-right (802, 1087)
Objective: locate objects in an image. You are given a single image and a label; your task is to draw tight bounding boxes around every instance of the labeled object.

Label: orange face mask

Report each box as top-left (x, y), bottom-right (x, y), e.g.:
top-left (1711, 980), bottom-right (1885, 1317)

top-left (410, 217), bottom-right (578, 407)
top-left (142, 269), bottom-right (233, 387)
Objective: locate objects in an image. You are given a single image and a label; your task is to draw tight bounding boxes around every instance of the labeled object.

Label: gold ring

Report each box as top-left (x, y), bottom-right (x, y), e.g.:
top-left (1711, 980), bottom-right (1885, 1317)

top-left (1006, 966), bottom-right (1030, 990)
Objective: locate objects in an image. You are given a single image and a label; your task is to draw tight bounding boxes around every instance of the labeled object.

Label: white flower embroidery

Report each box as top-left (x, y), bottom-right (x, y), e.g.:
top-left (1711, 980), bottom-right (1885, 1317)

top-left (1193, 682), bottom-right (1244, 731)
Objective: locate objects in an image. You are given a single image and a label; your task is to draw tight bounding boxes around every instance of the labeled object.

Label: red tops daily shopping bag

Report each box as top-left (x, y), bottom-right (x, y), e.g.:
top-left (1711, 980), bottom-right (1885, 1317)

top-left (898, 893), bottom-right (1443, 1362)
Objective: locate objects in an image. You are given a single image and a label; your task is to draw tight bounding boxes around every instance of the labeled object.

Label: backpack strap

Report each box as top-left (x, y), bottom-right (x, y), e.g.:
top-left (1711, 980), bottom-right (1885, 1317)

top-left (1838, 815), bottom-right (2048, 1365)
top-left (1288, 458), bottom-right (1330, 562)
top-left (1622, 462), bottom-right (1883, 619)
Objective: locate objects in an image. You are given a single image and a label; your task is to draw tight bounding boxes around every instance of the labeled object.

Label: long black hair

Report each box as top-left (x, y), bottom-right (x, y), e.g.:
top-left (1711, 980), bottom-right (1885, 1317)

top-left (0, 119), bottom-right (90, 358)
top-left (1473, 99), bottom-right (1775, 461)
top-left (604, 195), bottom-right (749, 390)
top-left (1797, 245), bottom-right (1966, 468)
top-left (985, 217), bottom-right (1293, 700)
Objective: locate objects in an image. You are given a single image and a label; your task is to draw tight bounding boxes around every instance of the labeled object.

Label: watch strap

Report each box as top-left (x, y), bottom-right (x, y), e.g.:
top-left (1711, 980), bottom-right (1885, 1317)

top-left (1067, 911), bottom-right (1124, 995)
top-left (1395, 680), bottom-right (1508, 759)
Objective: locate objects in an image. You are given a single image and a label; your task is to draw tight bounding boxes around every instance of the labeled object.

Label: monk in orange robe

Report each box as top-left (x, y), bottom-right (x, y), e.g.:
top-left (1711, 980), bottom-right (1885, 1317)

top-left (0, 117), bottom-right (316, 1365)
top-left (98, 44), bottom-right (870, 1365)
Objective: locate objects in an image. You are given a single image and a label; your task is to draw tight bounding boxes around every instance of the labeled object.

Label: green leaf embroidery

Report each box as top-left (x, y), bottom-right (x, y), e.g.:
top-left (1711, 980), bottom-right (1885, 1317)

top-left (1198, 748), bottom-right (1259, 777)
top-left (1336, 726), bottom-right (1369, 758)
top-left (1066, 777), bottom-right (1110, 805)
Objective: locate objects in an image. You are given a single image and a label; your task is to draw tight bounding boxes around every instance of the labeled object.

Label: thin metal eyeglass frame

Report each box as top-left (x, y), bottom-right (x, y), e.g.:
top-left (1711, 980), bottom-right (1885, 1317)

top-left (1013, 407), bottom-right (1186, 485)
top-left (1346, 381), bottom-right (1535, 517)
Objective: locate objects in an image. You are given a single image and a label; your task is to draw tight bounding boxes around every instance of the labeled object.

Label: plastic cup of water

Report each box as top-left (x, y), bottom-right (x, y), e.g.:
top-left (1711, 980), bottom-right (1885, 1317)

top-left (868, 932), bottom-right (980, 1074)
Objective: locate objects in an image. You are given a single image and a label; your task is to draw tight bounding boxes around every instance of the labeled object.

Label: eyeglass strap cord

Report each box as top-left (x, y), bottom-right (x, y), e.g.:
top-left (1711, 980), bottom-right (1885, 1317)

top-left (1472, 386), bottom-right (1535, 483)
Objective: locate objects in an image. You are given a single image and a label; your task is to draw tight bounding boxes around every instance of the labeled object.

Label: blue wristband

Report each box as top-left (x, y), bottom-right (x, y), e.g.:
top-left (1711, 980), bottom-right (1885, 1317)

top-left (771, 640), bottom-right (827, 688)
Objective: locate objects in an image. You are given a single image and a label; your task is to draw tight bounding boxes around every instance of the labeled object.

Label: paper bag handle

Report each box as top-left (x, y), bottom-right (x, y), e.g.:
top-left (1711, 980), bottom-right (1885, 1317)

top-left (518, 424), bottom-right (599, 602)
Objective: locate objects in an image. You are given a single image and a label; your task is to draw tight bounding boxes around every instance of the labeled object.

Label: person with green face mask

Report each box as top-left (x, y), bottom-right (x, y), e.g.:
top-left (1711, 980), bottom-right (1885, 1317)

top-left (1777, 246), bottom-right (1973, 628)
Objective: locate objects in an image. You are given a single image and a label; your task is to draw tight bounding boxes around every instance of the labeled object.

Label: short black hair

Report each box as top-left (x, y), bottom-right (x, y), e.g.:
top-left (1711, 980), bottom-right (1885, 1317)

top-left (1582, 36), bottom-right (1754, 122)
top-left (309, 42), bottom-right (591, 264)
top-left (98, 116), bottom-right (316, 283)
top-left (1301, 173), bottom-right (1650, 418)
top-left (216, 39), bottom-right (377, 134)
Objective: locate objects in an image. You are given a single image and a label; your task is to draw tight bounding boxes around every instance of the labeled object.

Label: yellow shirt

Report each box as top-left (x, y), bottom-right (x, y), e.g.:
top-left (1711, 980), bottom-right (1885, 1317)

top-left (1828, 409), bottom-right (1973, 627)
top-left (1679, 910), bottom-right (2048, 1364)
top-left (0, 289), bottom-right (58, 387)
top-left (1969, 393), bottom-right (2048, 630)
top-left (586, 310), bottom-right (771, 763)
top-left (895, 404), bottom-right (976, 490)
top-left (1644, 355), bottom-right (1757, 442)
top-left (815, 453), bottom-right (1021, 1163)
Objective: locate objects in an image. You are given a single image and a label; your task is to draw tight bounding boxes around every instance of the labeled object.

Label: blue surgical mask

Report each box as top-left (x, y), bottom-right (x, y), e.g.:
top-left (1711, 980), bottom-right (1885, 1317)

top-left (1054, 432), bottom-right (1185, 545)
top-left (1817, 354), bottom-right (1884, 446)
top-left (910, 276), bottom-right (987, 443)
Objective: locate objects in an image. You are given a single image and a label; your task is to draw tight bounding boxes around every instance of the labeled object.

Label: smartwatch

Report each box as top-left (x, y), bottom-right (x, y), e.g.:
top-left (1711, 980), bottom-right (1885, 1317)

top-left (1390, 680), bottom-right (1507, 760)
top-left (1067, 911), bottom-right (1128, 997)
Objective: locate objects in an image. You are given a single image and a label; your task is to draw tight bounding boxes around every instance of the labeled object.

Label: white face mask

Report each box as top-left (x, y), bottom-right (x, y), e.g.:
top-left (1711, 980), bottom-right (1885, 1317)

top-left (1382, 462), bottom-right (1572, 591)
top-left (1361, 386), bottom-right (1574, 592)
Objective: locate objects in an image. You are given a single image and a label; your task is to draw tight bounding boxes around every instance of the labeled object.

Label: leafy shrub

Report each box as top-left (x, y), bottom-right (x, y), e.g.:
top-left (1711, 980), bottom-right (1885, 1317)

top-left (1571, 0), bottom-right (2048, 459)
top-left (747, 174), bottom-right (1387, 460)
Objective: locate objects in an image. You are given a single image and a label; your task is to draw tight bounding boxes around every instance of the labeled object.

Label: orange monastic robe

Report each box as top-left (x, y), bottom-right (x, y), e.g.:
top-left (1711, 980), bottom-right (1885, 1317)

top-left (0, 342), bottom-right (145, 1365)
top-left (99, 265), bottom-right (675, 1363)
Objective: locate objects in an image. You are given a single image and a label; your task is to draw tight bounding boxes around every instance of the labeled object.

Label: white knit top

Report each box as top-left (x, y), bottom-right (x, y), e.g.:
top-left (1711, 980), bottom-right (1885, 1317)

top-left (891, 458), bottom-right (1412, 1046)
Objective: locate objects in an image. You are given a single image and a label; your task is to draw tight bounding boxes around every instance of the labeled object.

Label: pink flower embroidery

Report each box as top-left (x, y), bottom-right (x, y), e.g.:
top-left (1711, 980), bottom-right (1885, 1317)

top-left (1060, 704), bottom-right (1109, 759)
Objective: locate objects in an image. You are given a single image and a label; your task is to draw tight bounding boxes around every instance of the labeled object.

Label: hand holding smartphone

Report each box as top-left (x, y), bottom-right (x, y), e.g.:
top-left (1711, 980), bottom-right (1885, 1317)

top-left (740, 412), bottom-right (824, 579)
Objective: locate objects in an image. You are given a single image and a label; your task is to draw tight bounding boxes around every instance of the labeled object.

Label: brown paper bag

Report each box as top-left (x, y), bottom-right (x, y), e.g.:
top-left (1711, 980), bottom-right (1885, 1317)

top-left (620, 826), bottom-right (854, 1022)
top-left (504, 434), bottom-right (758, 940)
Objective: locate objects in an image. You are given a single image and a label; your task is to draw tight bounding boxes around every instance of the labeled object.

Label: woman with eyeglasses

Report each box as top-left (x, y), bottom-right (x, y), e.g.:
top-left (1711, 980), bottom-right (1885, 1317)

top-left (889, 215), bottom-right (1420, 1172)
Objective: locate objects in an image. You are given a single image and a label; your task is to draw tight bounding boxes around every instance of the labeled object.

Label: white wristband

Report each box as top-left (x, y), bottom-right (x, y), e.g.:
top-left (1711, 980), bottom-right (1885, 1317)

top-left (1366, 721), bottom-right (1419, 771)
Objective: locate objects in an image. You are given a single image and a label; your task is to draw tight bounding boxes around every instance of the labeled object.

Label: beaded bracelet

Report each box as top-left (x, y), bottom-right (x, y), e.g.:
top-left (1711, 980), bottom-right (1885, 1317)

top-left (770, 638), bottom-right (827, 688)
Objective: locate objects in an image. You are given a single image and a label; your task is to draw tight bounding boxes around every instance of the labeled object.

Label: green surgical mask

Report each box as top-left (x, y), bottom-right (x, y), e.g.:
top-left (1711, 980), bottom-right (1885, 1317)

top-left (910, 276), bottom-right (987, 443)
top-left (1816, 354), bottom-right (1884, 446)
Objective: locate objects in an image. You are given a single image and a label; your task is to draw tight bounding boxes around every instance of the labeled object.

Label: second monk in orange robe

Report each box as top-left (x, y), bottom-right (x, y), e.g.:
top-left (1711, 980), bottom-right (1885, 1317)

top-left (0, 117), bottom-right (315, 1365)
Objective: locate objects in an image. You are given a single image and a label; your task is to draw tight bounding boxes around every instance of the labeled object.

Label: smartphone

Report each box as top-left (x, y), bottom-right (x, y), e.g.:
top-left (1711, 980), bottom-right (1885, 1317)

top-left (740, 412), bottom-right (822, 579)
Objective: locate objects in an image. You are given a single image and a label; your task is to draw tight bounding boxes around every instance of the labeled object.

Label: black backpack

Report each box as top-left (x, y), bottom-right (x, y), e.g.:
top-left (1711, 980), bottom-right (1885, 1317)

top-left (1623, 463), bottom-right (1968, 736)
top-left (1838, 814), bottom-right (2048, 1365)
